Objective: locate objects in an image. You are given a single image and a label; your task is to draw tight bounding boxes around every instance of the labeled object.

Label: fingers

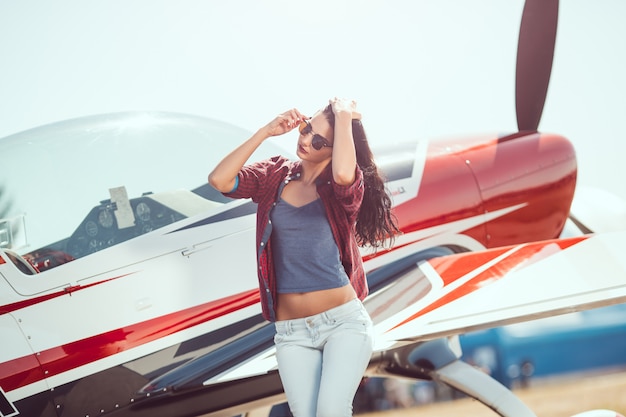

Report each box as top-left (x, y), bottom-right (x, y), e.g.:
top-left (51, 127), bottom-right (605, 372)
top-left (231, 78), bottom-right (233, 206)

top-left (329, 97), bottom-right (361, 120)
top-left (281, 108), bottom-right (306, 128)
top-left (268, 108), bottom-right (307, 136)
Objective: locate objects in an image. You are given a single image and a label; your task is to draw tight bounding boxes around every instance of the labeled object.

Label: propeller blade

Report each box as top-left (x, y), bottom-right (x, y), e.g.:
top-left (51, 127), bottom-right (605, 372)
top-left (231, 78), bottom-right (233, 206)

top-left (515, 0), bottom-right (559, 131)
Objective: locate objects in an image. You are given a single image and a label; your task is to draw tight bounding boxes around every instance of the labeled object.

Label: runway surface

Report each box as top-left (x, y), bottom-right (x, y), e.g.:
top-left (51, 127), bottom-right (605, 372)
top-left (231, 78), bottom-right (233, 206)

top-left (358, 370), bottom-right (626, 417)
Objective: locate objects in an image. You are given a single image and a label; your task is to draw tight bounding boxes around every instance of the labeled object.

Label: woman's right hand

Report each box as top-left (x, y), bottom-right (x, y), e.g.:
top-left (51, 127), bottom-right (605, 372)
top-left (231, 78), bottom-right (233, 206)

top-left (209, 107), bottom-right (305, 192)
top-left (263, 108), bottom-right (307, 137)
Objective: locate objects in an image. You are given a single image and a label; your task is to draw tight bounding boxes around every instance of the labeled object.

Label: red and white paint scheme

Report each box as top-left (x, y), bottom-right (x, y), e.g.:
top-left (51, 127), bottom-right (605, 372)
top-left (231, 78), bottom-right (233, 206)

top-left (2, 1), bottom-right (625, 416)
top-left (1, 110), bottom-right (624, 417)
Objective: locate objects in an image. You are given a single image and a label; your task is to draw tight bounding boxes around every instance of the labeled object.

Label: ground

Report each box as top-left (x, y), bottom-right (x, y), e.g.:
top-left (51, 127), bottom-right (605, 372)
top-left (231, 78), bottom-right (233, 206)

top-left (358, 370), bottom-right (626, 417)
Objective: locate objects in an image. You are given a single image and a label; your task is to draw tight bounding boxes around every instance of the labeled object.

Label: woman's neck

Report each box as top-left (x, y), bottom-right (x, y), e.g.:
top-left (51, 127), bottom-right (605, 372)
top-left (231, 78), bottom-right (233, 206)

top-left (299, 159), bottom-right (331, 186)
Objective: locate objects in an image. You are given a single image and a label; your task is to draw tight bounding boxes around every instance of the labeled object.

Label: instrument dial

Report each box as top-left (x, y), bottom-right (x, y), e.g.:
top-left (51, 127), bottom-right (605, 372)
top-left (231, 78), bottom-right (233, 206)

top-left (85, 220), bottom-right (98, 237)
top-left (135, 202), bottom-right (151, 222)
top-left (98, 210), bottom-right (114, 228)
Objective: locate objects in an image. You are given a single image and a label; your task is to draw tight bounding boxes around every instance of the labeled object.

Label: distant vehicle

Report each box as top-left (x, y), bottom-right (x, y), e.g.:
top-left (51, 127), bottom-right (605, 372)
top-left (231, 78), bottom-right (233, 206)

top-left (459, 303), bottom-right (626, 388)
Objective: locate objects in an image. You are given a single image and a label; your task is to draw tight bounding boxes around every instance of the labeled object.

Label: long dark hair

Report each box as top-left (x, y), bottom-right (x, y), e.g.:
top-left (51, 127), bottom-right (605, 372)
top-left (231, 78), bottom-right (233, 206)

top-left (323, 105), bottom-right (400, 249)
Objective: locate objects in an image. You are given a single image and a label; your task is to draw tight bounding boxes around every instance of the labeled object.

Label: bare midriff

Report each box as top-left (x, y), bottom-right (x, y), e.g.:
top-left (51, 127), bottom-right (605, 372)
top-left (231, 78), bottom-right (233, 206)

top-left (276, 284), bottom-right (357, 321)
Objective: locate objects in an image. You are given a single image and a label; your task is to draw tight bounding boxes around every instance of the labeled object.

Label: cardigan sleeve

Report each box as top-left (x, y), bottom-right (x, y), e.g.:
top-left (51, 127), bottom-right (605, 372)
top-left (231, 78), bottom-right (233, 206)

top-left (223, 155), bottom-right (287, 203)
top-left (331, 166), bottom-right (364, 224)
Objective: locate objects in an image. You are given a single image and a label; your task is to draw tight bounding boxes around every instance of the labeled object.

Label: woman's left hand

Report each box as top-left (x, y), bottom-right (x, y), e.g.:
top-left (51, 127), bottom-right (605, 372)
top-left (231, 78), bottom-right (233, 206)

top-left (329, 97), bottom-right (361, 120)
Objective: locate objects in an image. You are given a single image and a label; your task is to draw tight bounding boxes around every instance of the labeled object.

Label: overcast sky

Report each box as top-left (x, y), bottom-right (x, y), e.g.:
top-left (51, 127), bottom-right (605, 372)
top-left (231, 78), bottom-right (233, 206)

top-left (1, 0), bottom-right (625, 201)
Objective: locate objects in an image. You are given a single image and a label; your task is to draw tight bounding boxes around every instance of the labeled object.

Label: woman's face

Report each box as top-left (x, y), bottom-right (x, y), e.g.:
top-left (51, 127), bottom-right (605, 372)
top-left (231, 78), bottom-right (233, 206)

top-left (296, 112), bottom-right (334, 162)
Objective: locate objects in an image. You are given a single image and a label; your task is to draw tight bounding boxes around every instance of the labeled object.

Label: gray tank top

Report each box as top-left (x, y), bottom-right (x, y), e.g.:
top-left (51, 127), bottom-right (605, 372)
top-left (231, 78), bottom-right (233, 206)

top-left (271, 198), bottom-right (349, 293)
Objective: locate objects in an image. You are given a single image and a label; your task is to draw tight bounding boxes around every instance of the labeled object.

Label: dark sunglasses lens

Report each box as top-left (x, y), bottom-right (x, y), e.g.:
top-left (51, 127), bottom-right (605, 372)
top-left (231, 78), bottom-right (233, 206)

top-left (311, 135), bottom-right (324, 150)
top-left (299, 120), bottom-right (329, 150)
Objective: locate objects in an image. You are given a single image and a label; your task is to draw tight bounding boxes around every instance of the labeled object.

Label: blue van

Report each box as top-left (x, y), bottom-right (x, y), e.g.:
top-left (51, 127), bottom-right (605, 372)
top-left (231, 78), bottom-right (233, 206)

top-left (459, 303), bottom-right (626, 388)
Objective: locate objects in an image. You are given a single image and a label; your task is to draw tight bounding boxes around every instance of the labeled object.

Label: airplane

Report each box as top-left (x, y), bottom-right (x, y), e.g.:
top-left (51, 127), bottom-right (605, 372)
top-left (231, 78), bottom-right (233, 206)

top-left (1, 0), bottom-right (625, 416)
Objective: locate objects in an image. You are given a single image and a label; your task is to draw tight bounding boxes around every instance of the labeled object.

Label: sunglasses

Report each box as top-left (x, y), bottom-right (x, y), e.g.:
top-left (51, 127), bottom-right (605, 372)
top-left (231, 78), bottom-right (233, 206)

top-left (298, 120), bottom-right (332, 150)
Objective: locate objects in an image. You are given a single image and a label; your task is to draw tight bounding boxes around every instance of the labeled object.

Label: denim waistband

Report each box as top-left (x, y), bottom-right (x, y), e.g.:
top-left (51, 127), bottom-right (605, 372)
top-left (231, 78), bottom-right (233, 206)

top-left (274, 298), bottom-right (364, 333)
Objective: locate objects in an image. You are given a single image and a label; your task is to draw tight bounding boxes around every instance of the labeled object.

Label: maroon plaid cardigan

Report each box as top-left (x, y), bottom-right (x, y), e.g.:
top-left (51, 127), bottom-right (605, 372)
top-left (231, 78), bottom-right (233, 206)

top-left (225, 155), bottom-right (367, 322)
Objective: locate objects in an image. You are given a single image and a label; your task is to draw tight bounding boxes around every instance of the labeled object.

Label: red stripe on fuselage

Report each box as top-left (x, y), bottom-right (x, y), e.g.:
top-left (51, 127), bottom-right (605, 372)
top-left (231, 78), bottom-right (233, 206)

top-left (0, 274), bottom-right (132, 316)
top-left (0, 289), bottom-right (260, 393)
top-left (0, 355), bottom-right (43, 395)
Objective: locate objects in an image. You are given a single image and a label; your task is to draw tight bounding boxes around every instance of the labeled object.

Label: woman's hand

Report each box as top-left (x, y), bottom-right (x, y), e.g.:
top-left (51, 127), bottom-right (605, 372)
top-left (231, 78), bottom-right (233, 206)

top-left (329, 97), bottom-right (361, 121)
top-left (208, 107), bottom-right (305, 193)
top-left (263, 108), bottom-right (307, 137)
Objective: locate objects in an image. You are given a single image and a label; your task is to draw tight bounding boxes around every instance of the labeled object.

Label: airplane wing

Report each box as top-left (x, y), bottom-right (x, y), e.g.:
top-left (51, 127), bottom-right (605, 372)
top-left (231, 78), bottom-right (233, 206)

top-left (372, 230), bottom-right (626, 347)
top-left (173, 231), bottom-right (626, 386)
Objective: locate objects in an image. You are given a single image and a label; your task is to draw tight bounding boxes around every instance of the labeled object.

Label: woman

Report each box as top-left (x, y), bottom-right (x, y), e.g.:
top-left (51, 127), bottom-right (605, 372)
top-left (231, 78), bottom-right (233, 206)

top-left (208, 97), bottom-right (398, 417)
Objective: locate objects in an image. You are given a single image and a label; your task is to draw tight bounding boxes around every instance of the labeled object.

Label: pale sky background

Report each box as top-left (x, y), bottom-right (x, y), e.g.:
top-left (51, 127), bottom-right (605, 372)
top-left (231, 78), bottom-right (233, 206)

top-left (1, 0), bottom-right (625, 201)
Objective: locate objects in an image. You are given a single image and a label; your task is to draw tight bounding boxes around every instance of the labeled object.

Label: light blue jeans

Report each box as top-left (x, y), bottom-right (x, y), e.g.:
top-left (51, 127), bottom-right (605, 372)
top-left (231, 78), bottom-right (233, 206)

top-left (273, 298), bottom-right (374, 417)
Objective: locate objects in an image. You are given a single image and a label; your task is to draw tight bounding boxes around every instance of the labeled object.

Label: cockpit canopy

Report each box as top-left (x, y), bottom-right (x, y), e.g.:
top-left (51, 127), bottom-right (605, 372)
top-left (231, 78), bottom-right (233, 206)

top-left (0, 112), bottom-right (287, 269)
